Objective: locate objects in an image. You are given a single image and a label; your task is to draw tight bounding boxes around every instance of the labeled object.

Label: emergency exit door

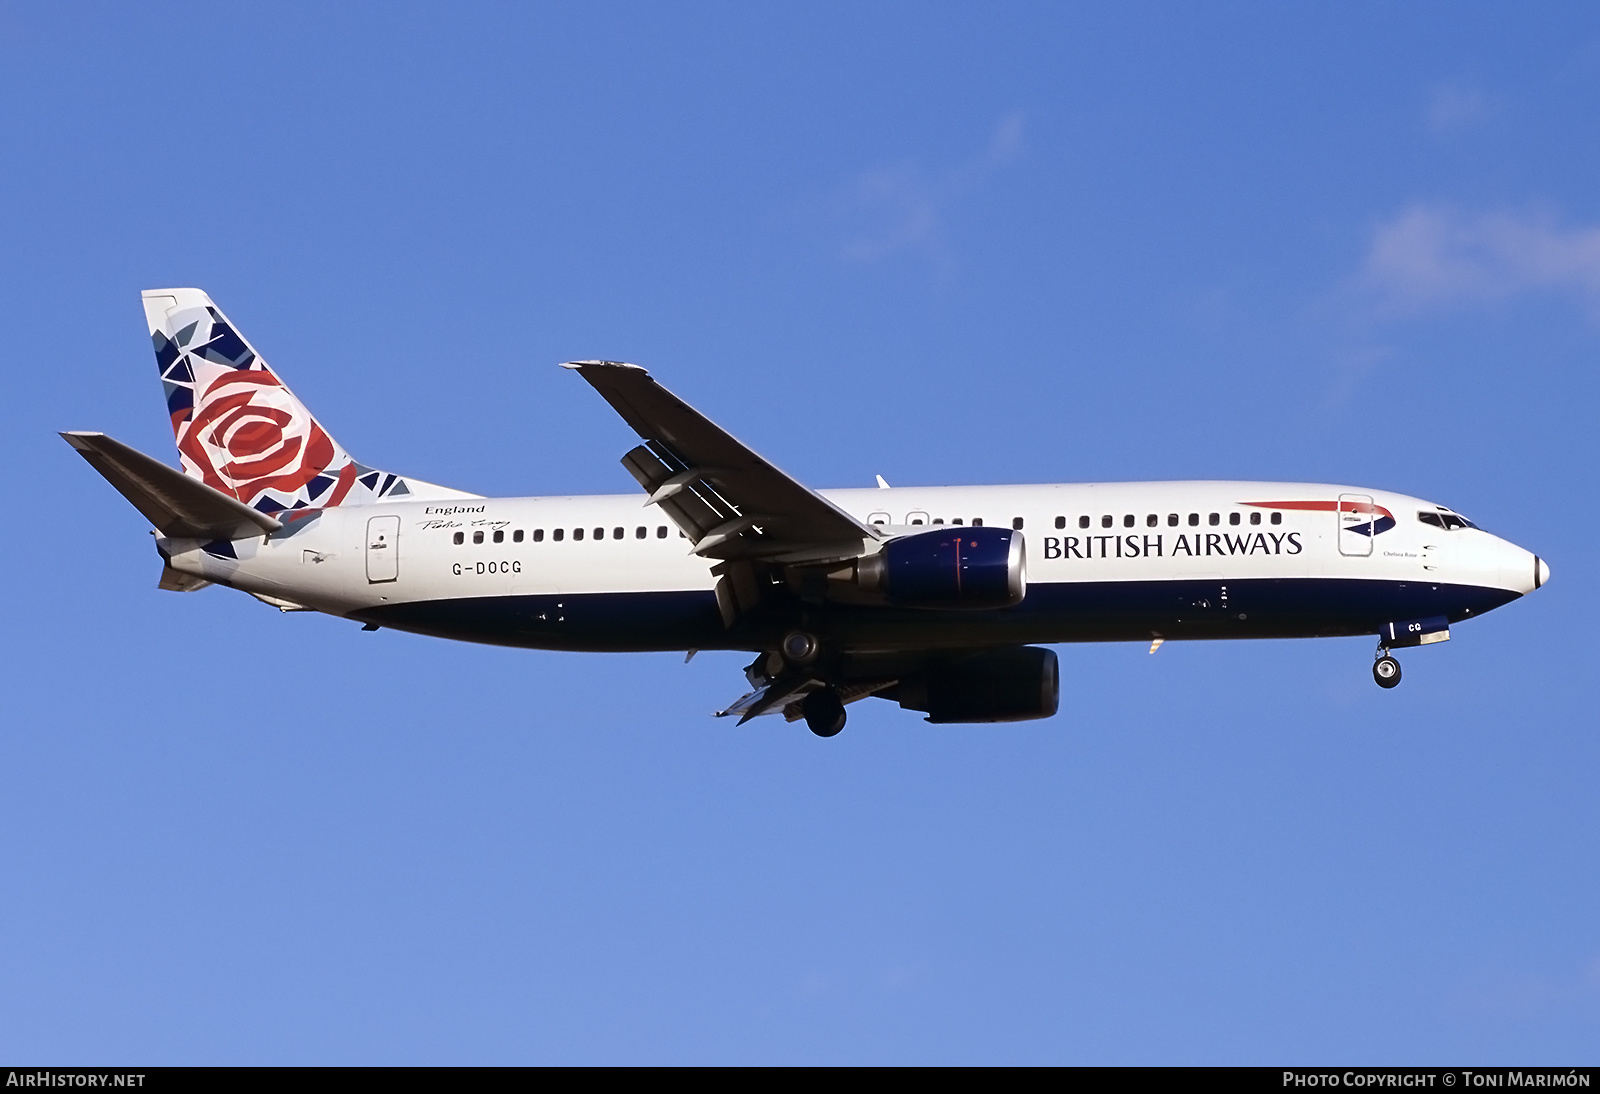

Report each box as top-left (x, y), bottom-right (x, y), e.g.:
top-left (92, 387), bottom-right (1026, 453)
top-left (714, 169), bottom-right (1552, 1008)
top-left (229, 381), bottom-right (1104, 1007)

top-left (366, 515), bottom-right (400, 583)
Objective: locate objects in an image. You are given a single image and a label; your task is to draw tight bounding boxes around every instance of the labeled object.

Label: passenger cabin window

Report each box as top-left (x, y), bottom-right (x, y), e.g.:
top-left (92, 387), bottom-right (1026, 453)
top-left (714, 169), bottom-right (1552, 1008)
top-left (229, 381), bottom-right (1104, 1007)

top-left (493, 529), bottom-right (504, 543)
top-left (657, 526), bottom-right (668, 538)
top-left (1228, 513), bottom-right (1240, 526)
top-left (952, 518), bottom-right (964, 525)
top-left (972, 518), bottom-right (983, 527)
top-left (1123, 514), bottom-right (1134, 528)
top-left (1012, 517), bottom-right (1024, 530)
top-left (453, 531), bottom-right (464, 545)
top-left (1147, 514), bottom-right (1158, 527)
top-left (1188, 513), bottom-right (1199, 526)
top-left (1167, 513), bottom-right (1178, 526)
top-left (1055, 516), bottom-right (1066, 529)
top-left (1208, 513), bottom-right (1220, 526)
top-left (573, 528), bottom-right (583, 541)
top-left (933, 518), bottom-right (945, 525)
top-left (613, 527), bottom-right (624, 539)
top-left (594, 527), bottom-right (604, 540)
top-left (533, 529), bottom-right (545, 542)
top-left (1079, 516), bottom-right (1090, 529)
top-left (514, 529), bottom-right (524, 543)
top-left (636, 526), bottom-right (646, 539)
top-left (553, 528), bottom-right (564, 541)
top-left (473, 530), bottom-right (484, 544)
top-left (1270, 512), bottom-right (1282, 525)
top-left (1249, 513), bottom-right (1260, 526)
top-left (1101, 515), bottom-right (1113, 528)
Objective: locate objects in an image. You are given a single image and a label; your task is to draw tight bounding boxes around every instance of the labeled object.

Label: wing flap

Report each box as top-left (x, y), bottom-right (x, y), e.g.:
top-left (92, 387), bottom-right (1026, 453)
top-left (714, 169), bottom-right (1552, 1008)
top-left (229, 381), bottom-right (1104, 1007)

top-left (620, 442), bottom-right (731, 545)
top-left (61, 431), bottom-right (283, 540)
top-left (567, 361), bottom-right (875, 560)
top-left (716, 676), bottom-right (898, 723)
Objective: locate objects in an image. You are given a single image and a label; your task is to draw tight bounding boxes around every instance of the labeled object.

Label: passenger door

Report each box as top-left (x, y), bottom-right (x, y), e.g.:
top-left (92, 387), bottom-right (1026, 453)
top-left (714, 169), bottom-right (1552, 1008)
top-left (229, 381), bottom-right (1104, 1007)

top-left (1337, 493), bottom-right (1375, 558)
top-left (366, 515), bottom-right (400, 583)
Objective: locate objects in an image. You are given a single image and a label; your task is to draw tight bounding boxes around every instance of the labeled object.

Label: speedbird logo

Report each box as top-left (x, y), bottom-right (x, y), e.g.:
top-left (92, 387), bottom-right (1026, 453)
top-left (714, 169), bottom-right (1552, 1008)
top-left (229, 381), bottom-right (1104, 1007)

top-left (1244, 500), bottom-right (1396, 536)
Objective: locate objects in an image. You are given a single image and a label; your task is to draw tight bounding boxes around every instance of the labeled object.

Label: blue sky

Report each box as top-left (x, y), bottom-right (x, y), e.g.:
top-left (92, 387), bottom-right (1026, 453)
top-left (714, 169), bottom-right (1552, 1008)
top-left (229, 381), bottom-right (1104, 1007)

top-left (1, 2), bottom-right (1596, 1064)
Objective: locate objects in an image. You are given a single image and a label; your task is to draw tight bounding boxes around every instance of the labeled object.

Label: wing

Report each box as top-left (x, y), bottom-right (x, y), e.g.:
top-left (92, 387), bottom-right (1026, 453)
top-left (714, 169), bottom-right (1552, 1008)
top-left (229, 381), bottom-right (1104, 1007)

top-left (563, 361), bottom-right (878, 562)
top-left (716, 676), bottom-right (897, 724)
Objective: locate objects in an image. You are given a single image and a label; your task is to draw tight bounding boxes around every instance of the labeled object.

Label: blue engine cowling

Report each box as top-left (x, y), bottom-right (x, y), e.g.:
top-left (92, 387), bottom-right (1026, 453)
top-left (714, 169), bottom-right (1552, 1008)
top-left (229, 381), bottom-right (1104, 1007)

top-left (861, 525), bottom-right (1026, 610)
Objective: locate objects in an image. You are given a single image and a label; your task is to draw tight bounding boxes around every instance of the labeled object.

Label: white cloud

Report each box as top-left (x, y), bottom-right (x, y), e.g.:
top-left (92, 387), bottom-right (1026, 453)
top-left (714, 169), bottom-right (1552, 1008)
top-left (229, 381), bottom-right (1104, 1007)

top-left (838, 113), bottom-right (1024, 270)
top-left (1362, 205), bottom-right (1600, 313)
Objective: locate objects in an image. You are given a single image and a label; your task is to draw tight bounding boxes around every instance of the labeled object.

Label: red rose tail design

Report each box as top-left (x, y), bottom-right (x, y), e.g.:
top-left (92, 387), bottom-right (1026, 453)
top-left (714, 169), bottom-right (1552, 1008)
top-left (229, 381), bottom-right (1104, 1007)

top-left (143, 288), bottom-right (473, 515)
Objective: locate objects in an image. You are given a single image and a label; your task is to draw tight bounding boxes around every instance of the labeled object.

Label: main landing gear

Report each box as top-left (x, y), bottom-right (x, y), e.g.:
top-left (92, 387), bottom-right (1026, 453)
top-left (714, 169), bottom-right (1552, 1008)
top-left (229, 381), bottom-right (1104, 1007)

top-left (1373, 650), bottom-right (1402, 689)
top-left (781, 630), bottom-right (847, 736)
top-left (745, 632), bottom-right (848, 736)
top-left (802, 687), bottom-right (847, 737)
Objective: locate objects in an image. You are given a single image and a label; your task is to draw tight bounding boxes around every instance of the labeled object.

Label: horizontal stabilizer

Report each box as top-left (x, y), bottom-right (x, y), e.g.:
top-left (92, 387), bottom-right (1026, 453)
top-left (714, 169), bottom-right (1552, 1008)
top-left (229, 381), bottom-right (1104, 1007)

top-left (157, 564), bottom-right (211, 592)
top-left (61, 431), bottom-right (283, 540)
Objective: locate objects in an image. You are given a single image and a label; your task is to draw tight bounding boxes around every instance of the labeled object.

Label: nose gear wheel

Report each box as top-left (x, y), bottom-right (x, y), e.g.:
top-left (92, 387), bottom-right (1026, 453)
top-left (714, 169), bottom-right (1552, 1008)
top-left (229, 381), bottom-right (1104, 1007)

top-left (1373, 655), bottom-right (1401, 688)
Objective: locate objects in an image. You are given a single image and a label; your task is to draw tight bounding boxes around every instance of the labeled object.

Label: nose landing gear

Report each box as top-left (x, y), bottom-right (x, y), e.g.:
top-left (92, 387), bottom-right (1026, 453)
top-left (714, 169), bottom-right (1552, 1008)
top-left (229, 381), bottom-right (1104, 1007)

top-left (1373, 651), bottom-right (1402, 689)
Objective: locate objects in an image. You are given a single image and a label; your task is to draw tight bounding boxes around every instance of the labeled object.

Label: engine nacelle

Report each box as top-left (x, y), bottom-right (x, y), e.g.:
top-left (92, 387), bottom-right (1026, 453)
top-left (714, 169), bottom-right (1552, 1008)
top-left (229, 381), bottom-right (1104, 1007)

top-left (896, 646), bottom-right (1059, 723)
top-left (857, 525), bottom-right (1025, 610)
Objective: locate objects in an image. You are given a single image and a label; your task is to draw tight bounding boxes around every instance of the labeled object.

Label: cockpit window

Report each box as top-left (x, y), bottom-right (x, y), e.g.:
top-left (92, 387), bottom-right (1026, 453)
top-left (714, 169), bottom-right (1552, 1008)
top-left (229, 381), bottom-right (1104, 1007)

top-left (1419, 509), bottom-right (1479, 531)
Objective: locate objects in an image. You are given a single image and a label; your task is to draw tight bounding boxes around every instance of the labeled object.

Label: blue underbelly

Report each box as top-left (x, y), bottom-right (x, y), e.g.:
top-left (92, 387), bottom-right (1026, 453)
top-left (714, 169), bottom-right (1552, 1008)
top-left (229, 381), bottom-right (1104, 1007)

top-left (349, 578), bottom-right (1521, 653)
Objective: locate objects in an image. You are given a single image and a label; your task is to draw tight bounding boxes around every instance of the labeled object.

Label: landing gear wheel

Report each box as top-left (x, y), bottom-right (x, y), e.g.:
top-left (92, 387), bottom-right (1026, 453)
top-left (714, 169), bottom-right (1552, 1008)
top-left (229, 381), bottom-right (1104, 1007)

top-left (802, 688), bottom-right (846, 737)
top-left (1373, 655), bottom-right (1402, 689)
top-left (781, 630), bottom-right (821, 666)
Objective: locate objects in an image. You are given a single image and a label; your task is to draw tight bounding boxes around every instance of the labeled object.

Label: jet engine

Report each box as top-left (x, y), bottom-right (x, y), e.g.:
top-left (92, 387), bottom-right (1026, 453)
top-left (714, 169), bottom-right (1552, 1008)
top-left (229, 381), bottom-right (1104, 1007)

top-left (856, 525), bottom-right (1025, 610)
top-left (895, 646), bottom-right (1059, 723)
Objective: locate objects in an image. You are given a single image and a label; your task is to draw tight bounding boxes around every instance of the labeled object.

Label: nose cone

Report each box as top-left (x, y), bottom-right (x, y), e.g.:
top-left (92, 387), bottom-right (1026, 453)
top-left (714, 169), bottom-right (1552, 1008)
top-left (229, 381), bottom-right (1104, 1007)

top-left (1502, 545), bottom-right (1549, 595)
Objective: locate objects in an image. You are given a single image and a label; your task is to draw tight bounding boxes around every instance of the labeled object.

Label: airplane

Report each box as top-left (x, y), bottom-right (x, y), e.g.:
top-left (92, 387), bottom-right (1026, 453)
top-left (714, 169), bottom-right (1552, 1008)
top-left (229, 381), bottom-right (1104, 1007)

top-left (63, 288), bottom-right (1551, 737)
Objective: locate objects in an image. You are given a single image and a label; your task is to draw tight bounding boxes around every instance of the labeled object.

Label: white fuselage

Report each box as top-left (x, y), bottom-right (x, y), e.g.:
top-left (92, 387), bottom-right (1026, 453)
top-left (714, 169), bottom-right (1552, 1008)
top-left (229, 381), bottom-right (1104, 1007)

top-left (159, 480), bottom-right (1541, 654)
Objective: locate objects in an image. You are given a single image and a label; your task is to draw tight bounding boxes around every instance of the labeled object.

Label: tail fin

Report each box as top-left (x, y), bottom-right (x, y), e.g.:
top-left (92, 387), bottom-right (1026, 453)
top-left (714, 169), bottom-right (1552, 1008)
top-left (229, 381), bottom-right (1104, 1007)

top-left (143, 288), bottom-right (474, 514)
